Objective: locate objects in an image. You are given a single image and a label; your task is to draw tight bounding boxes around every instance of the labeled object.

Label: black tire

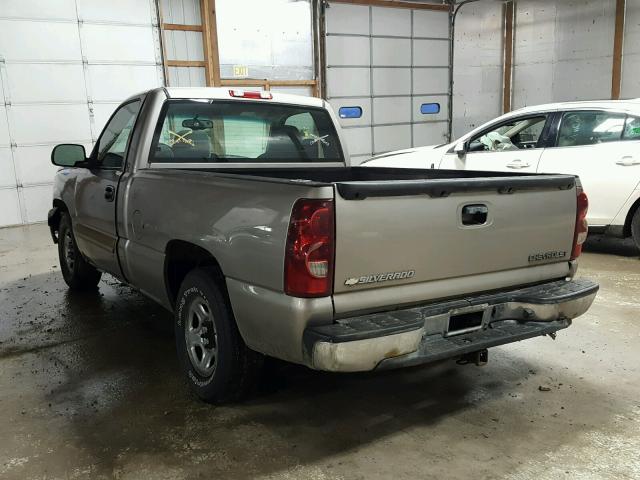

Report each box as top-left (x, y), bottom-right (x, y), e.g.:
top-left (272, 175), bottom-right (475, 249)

top-left (631, 208), bottom-right (640, 252)
top-left (174, 267), bottom-right (263, 403)
top-left (58, 213), bottom-right (102, 290)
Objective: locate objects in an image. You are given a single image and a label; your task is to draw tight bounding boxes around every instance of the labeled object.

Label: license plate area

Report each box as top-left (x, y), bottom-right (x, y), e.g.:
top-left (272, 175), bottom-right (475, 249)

top-left (445, 304), bottom-right (489, 337)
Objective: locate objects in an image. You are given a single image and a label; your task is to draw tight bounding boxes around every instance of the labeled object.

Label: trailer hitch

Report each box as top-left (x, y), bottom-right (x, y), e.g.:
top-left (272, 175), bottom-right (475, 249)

top-left (456, 349), bottom-right (489, 367)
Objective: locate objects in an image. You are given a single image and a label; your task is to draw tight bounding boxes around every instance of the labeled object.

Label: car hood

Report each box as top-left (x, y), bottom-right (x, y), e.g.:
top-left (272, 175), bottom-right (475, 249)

top-left (360, 144), bottom-right (449, 168)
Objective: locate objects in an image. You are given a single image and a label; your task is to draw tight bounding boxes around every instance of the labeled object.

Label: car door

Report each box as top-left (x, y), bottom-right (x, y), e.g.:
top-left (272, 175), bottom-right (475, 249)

top-left (536, 110), bottom-right (640, 227)
top-left (439, 113), bottom-right (552, 173)
top-left (73, 99), bottom-right (142, 277)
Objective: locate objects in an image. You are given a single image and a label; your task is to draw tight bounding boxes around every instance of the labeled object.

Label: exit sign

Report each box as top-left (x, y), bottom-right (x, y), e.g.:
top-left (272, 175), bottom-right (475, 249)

top-left (233, 65), bottom-right (249, 78)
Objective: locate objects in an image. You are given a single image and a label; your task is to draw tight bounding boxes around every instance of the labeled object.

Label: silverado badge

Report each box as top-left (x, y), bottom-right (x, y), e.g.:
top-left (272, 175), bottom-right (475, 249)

top-left (344, 270), bottom-right (415, 286)
top-left (528, 251), bottom-right (567, 262)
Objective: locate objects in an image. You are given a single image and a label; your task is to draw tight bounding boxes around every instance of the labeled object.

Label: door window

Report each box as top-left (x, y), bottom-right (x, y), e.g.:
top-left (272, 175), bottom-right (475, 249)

top-left (467, 116), bottom-right (548, 152)
top-left (556, 111), bottom-right (625, 147)
top-left (95, 100), bottom-right (141, 169)
top-left (623, 116), bottom-right (640, 140)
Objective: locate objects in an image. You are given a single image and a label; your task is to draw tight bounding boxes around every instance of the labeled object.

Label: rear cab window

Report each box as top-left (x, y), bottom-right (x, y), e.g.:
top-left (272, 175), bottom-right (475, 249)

top-left (149, 100), bottom-right (344, 164)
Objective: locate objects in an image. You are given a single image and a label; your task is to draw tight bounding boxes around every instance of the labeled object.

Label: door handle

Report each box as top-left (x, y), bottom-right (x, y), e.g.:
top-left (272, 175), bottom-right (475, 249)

top-left (506, 160), bottom-right (531, 169)
top-left (104, 185), bottom-right (115, 202)
top-left (616, 156), bottom-right (640, 166)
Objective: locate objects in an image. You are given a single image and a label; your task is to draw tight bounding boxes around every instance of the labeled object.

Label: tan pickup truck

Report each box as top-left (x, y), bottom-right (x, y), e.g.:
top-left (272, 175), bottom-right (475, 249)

top-left (47, 87), bottom-right (598, 403)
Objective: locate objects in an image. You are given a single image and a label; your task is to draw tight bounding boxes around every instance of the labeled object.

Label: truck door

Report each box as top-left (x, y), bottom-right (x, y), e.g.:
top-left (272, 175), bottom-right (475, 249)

top-left (73, 99), bottom-right (142, 278)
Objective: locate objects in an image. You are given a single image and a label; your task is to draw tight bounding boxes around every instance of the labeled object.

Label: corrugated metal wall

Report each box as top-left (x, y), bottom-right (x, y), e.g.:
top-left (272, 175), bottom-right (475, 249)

top-left (0, 0), bottom-right (164, 227)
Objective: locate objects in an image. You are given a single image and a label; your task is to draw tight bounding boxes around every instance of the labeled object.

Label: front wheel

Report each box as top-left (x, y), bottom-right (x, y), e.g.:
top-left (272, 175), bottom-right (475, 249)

top-left (174, 268), bottom-right (263, 403)
top-left (631, 208), bottom-right (640, 252)
top-left (58, 213), bottom-right (102, 290)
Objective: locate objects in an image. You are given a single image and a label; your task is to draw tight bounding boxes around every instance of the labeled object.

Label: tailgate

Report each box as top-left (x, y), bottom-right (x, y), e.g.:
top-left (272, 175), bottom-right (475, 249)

top-left (332, 175), bottom-right (577, 309)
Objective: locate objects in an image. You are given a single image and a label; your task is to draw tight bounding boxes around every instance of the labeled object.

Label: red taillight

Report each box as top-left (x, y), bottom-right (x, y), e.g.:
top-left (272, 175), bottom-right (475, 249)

top-left (229, 89), bottom-right (272, 100)
top-left (284, 199), bottom-right (335, 297)
top-left (571, 187), bottom-right (589, 260)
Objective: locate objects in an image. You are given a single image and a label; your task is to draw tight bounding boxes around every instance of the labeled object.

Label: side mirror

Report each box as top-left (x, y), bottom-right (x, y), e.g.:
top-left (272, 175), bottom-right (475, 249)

top-left (51, 144), bottom-right (87, 167)
top-left (454, 141), bottom-right (467, 158)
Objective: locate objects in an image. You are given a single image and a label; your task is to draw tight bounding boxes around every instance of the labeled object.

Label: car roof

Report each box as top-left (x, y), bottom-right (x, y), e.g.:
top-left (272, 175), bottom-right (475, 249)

top-left (162, 87), bottom-right (325, 108)
top-left (510, 99), bottom-right (640, 116)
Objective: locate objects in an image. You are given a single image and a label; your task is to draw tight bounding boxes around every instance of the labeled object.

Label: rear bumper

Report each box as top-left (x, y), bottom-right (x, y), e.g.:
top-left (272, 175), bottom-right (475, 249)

top-left (305, 278), bottom-right (598, 372)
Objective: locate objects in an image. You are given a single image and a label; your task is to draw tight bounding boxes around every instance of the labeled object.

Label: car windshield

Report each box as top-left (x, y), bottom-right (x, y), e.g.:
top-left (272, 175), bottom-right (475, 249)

top-left (149, 100), bottom-right (343, 163)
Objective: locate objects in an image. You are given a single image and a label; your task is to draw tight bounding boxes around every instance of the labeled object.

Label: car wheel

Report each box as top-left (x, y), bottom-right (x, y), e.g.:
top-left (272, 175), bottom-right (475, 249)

top-left (174, 267), bottom-right (263, 403)
top-left (58, 212), bottom-right (102, 290)
top-left (631, 208), bottom-right (640, 252)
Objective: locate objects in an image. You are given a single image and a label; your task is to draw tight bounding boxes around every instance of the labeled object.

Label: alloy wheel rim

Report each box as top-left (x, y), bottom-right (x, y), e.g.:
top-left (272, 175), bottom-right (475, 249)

top-left (185, 296), bottom-right (218, 377)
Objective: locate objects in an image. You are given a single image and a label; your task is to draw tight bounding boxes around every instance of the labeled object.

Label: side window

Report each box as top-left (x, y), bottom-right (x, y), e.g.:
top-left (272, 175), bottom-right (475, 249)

top-left (95, 100), bottom-right (141, 169)
top-left (557, 111), bottom-right (625, 147)
top-left (623, 116), bottom-right (640, 140)
top-left (468, 116), bottom-right (548, 152)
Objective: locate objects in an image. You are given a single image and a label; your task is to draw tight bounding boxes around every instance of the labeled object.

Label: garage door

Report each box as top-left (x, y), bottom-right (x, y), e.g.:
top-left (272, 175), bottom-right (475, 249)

top-left (0, 0), bottom-right (164, 227)
top-left (324, 2), bottom-right (451, 164)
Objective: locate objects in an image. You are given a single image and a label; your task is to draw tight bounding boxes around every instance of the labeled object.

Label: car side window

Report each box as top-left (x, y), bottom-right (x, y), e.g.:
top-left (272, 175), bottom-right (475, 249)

top-left (95, 100), bottom-right (141, 169)
top-left (556, 111), bottom-right (625, 147)
top-left (467, 116), bottom-right (548, 152)
top-left (623, 116), bottom-right (640, 140)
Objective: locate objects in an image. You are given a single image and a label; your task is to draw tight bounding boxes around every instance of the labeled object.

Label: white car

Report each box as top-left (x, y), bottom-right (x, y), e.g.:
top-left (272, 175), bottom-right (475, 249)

top-left (364, 100), bottom-right (640, 250)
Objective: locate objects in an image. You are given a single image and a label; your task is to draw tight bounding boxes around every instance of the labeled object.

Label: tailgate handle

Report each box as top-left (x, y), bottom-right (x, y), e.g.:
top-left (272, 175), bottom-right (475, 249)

top-left (462, 204), bottom-right (488, 226)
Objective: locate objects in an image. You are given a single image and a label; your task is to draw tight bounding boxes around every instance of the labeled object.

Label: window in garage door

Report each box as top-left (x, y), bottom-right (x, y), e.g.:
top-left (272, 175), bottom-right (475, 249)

top-left (323, 1), bottom-right (451, 164)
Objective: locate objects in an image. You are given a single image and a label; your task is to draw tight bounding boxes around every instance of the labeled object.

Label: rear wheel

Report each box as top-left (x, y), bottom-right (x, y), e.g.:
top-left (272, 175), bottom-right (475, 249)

top-left (58, 213), bottom-right (102, 290)
top-left (631, 208), bottom-right (640, 252)
top-left (174, 267), bottom-right (263, 403)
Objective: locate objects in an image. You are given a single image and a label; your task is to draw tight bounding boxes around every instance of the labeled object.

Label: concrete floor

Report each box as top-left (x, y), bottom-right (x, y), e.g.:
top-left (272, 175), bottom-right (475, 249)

top-left (0, 224), bottom-right (638, 480)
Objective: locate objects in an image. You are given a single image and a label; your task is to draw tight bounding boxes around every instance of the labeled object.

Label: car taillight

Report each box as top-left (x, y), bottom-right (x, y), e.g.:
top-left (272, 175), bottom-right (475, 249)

top-left (229, 89), bottom-right (272, 100)
top-left (284, 199), bottom-right (334, 297)
top-left (571, 186), bottom-right (589, 260)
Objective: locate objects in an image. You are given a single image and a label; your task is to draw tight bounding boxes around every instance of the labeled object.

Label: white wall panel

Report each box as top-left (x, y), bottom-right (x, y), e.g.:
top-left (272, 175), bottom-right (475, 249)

top-left (513, 0), bottom-right (615, 109)
top-left (325, 3), bottom-right (369, 35)
top-left (621, 1), bottom-right (640, 98)
top-left (78, 0), bottom-right (154, 24)
top-left (0, 189), bottom-right (22, 227)
top-left (372, 38), bottom-right (411, 66)
top-left (160, 0), bottom-right (202, 25)
top-left (22, 185), bottom-right (53, 224)
top-left (167, 66), bottom-right (206, 88)
top-left (6, 64), bottom-right (86, 104)
top-left (327, 68), bottom-right (370, 97)
top-left (0, 107), bottom-right (10, 146)
top-left (413, 11), bottom-right (449, 38)
top-left (0, 0), bottom-right (77, 20)
top-left (373, 124), bottom-right (411, 153)
top-left (81, 25), bottom-right (157, 63)
top-left (165, 30), bottom-right (204, 61)
top-left (372, 68), bottom-right (410, 96)
top-left (0, 148), bottom-right (17, 188)
top-left (371, 7), bottom-right (410, 37)
top-left (373, 97), bottom-right (410, 124)
top-left (413, 122), bottom-right (448, 147)
top-left (88, 65), bottom-right (160, 101)
top-left (11, 104), bottom-right (92, 145)
top-left (452, 1), bottom-right (502, 136)
top-left (14, 146), bottom-right (62, 186)
top-left (342, 128), bottom-right (371, 156)
top-left (413, 68), bottom-right (449, 95)
top-left (91, 103), bottom-right (120, 134)
top-left (0, 20), bottom-right (81, 62)
top-left (413, 39), bottom-right (449, 67)
top-left (326, 37), bottom-right (370, 66)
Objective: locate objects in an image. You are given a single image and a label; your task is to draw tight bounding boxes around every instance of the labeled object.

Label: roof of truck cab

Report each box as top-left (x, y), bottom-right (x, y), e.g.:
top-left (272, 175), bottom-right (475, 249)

top-left (510, 99), bottom-right (640, 115)
top-left (163, 87), bottom-right (326, 108)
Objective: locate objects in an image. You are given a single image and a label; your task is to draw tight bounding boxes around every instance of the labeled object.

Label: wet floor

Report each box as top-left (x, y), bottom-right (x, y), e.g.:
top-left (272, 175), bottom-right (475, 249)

top-left (0, 224), bottom-right (638, 480)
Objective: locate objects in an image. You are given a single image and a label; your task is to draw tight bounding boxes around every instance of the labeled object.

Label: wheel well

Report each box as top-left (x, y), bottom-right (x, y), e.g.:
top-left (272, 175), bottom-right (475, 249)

top-left (50, 199), bottom-right (68, 229)
top-left (623, 196), bottom-right (640, 237)
top-left (164, 240), bottom-right (224, 308)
